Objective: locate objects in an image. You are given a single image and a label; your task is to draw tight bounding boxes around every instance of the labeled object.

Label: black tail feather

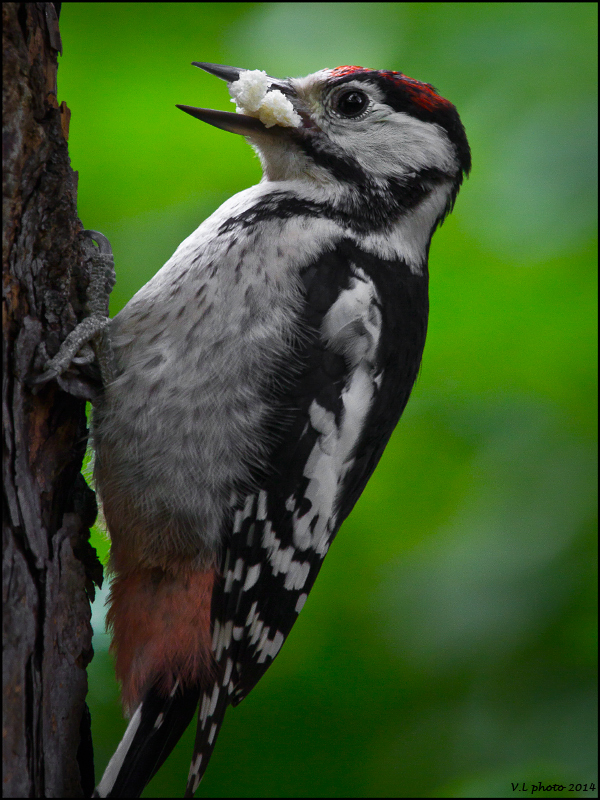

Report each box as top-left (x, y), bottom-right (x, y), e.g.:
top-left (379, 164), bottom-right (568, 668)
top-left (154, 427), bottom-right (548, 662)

top-left (94, 683), bottom-right (200, 798)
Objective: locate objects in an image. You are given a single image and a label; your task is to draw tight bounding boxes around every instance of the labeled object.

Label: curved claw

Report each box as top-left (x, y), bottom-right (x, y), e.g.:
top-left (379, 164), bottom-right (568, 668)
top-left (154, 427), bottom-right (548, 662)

top-left (84, 230), bottom-right (113, 254)
top-left (29, 366), bottom-right (60, 387)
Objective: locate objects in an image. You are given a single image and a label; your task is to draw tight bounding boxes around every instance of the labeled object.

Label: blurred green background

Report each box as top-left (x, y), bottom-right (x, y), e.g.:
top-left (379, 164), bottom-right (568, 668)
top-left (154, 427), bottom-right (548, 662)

top-left (59, 3), bottom-right (597, 798)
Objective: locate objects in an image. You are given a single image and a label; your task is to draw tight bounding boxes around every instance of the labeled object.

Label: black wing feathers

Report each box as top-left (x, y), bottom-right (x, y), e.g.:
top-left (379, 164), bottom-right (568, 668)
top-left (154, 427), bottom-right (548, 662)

top-left (187, 241), bottom-right (428, 792)
top-left (96, 685), bottom-right (200, 797)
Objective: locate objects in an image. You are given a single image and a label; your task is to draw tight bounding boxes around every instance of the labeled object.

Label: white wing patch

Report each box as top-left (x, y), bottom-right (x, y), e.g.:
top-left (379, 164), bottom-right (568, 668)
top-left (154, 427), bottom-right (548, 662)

top-left (186, 267), bottom-right (384, 792)
top-left (242, 563), bottom-right (261, 591)
top-left (287, 266), bottom-right (382, 564)
top-left (262, 520), bottom-right (296, 575)
top-left (224, 557), bottom-right (244, 592)
top-left (321, 268), bottom-right (382, 369)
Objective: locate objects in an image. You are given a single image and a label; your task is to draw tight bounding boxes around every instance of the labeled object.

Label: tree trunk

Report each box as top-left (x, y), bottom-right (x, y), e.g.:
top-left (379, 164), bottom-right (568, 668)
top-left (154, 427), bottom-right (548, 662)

top-left (3, 3), bottom-right (102, 796)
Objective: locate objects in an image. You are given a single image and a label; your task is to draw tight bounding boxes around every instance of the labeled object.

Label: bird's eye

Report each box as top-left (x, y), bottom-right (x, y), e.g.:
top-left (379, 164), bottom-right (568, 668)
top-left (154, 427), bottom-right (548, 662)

top-left (334, 89), bottom-right (369, 118)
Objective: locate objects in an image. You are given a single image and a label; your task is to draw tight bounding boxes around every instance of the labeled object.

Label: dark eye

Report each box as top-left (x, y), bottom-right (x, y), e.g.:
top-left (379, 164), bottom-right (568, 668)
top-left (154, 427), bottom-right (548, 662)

top-left (335, 89), bottom-right (369, 118)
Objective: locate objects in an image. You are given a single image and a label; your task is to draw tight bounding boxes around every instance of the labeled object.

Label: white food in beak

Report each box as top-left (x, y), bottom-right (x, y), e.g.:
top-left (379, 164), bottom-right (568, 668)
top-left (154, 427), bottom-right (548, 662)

top-left (229, 69), bottom-right (301, 129)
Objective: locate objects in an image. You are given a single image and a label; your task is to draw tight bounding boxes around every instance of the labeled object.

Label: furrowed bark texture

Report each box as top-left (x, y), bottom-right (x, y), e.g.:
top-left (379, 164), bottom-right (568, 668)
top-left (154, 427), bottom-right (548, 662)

top-left (3, 3), bottom-right (102, 796)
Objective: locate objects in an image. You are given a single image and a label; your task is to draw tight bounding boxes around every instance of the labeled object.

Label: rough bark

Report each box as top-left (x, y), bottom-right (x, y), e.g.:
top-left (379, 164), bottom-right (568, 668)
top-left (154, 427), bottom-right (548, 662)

top-left (3, 3), bottom-right (102, 796)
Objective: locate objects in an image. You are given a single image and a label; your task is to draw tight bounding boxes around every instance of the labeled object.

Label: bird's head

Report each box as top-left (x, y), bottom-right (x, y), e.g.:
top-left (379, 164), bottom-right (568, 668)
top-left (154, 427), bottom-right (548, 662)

top-left (178, 62), bottom-right (470, 227)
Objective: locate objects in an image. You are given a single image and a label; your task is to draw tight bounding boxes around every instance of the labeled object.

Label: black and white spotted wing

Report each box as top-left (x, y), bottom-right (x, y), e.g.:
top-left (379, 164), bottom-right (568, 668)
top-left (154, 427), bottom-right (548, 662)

top-left (186, 240), bottom-right (429, 795)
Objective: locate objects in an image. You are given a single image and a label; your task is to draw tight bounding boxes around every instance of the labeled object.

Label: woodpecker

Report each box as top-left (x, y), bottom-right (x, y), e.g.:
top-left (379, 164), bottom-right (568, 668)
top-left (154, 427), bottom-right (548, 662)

top-left (89, 62), bottom-right (470, 797)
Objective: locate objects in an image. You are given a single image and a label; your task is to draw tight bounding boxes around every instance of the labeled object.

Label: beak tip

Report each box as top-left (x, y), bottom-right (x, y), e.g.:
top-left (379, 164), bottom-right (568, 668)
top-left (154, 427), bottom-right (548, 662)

top-left (177, 104), bottom-right (289, 139)
top-left (190, 61), bottom-right (243, 83)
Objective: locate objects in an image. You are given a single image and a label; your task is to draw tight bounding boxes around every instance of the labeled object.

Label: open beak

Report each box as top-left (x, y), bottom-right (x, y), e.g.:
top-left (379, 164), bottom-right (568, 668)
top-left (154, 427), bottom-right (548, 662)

top-left (177, 61), bottom-right (291, 138)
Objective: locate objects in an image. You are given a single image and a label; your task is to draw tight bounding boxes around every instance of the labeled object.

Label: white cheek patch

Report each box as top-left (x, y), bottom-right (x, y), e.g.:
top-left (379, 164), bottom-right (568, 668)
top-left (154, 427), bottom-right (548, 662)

top-left (329, 110), bottom-right (458, 179)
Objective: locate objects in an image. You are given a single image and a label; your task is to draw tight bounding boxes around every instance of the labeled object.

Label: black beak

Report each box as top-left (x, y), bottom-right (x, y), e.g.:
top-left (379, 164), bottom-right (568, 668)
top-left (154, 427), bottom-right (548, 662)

top-left (192, 62), bottom-right (245, 83)
top-left (177, 62), bottom-right (291, 138)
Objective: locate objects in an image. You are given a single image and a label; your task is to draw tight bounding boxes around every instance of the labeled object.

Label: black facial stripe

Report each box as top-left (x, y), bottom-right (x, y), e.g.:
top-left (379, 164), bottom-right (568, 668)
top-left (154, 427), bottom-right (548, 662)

top-left (297, 135), bottom-right (369, 184)
top-left (217, 166), bottom-right (456, 237)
